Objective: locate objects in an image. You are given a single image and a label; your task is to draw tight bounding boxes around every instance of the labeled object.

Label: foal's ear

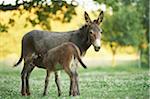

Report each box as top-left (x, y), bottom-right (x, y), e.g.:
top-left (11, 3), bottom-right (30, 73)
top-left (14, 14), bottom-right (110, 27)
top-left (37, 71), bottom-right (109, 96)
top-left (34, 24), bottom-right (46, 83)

top-left (84, 11), bottom-right (92, 23)
top-left (95, 11), bottom-right (104, 25)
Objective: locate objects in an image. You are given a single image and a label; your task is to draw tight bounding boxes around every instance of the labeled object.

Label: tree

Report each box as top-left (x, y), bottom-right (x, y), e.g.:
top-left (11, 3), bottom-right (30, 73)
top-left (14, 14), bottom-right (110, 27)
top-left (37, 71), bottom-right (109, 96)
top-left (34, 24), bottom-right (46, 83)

top-left (0, 0), bottom-right (77, 31)
top-left (134, 0), bottom-right (149, 67)
top-left (95, 0), bottom-right (149, 67)
top-left (102, 5), bottom-right (144, 66)
top-left (0, 0), bottom-right (79, 58)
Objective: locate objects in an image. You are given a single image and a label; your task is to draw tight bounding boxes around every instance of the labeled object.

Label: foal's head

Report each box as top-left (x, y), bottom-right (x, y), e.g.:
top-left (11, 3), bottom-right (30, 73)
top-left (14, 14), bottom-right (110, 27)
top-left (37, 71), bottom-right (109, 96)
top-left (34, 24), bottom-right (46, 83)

top-left (84, 11), bottom-right (104, 52)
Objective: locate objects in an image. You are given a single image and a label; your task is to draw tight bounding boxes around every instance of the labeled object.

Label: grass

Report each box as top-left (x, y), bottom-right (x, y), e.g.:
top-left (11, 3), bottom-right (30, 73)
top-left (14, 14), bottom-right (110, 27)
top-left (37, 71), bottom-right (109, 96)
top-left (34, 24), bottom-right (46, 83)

top-left (0, 62), bottom-right (149, 99)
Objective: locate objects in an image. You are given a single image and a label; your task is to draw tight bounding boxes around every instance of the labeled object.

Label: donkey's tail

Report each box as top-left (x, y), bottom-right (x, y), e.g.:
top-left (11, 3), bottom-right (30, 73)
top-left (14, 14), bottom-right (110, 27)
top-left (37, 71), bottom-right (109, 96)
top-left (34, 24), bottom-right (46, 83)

top-left (14, 54), bottom-right (23, 67)
top-left (14, 43), bottom-right (23, 67)
top-left (71, 43), bottom-right (87, 69)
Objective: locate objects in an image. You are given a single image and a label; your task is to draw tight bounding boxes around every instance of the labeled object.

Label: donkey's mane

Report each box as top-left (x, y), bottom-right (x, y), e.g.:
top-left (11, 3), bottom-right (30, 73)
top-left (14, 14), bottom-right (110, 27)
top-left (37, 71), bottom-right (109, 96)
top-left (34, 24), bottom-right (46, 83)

top-left (70, 24), bottom-right (92, 55)
top-left (80, 25), bottom-right (89, 35)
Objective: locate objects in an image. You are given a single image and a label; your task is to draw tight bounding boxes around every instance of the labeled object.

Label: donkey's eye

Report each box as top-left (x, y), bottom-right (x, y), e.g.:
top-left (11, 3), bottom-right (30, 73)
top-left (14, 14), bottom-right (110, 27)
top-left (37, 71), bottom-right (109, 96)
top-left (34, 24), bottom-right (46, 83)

top-left (90, 31), bottom-right (93, 34)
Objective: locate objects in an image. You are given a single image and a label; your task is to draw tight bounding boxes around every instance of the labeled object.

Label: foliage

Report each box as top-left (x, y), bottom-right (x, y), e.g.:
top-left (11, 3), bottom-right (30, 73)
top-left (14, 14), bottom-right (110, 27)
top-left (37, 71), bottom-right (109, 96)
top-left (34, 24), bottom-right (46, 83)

top-left (134, 0), bottom-right (149, 67)
top-left (95, 0), bottom-right (149, 67)
top-left (101, 5), bottom-right (144, 66)
top-left (0, 0), bottom-right (77, 31)
top-left (0, 23), bottom-right (8, 32)
top-left (102, 6), bottom-right (144, 47)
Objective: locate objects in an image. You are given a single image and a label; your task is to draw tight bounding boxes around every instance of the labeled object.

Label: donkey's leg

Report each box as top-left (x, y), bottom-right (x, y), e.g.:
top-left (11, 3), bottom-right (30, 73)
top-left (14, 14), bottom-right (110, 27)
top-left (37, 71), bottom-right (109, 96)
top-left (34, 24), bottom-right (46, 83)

top-left (21, 63), bottom-right (28, 96)
top-left (43, 70), bottom-right (51, 96)
top-left (74, 71), bottom-right (80, 95)
top-left (26, 64), bottom-right (35, 95)
top-left (54, 71), bottom-right (61, 96)
top-left (71, 71), bottom-right (79, 96)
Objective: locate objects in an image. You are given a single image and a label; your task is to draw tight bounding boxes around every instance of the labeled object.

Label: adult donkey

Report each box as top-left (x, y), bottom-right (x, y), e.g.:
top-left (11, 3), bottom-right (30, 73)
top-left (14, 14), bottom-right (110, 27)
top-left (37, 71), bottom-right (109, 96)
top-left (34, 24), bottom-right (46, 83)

top-left (14, 11), bottom-right (104, 96)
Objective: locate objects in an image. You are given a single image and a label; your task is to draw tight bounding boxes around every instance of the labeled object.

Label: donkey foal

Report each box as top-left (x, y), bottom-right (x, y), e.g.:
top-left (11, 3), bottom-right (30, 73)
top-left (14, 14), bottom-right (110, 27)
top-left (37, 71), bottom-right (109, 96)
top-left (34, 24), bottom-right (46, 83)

top-left (34, 42), bottom-right (87, 96)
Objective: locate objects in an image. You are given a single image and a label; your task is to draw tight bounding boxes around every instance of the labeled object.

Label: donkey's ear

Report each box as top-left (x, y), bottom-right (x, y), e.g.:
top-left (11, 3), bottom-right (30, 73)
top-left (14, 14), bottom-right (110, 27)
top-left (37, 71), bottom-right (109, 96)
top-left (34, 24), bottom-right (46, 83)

top-left (84, 11), bottom-right (92, 23)
top-left (95, 11), bottom-right (104, 25)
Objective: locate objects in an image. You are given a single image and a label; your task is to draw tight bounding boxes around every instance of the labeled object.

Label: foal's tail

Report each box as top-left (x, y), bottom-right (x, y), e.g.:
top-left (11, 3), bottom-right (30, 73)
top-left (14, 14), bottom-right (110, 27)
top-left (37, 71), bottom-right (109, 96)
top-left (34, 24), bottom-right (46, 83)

top-left (71, 43), bottom-right (87, 69)
top-left (77, 55), bottom-right (87, 69)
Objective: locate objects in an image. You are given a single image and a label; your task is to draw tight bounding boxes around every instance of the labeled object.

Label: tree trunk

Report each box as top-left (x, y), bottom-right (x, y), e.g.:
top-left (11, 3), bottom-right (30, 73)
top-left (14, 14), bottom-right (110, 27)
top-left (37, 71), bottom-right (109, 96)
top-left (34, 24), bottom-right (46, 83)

top-left (112, 49), bottom-right (116, 67)
top-left (110, 43), bottom-right (117, 67)
top-left (138, 50), bottom-right (141, 68)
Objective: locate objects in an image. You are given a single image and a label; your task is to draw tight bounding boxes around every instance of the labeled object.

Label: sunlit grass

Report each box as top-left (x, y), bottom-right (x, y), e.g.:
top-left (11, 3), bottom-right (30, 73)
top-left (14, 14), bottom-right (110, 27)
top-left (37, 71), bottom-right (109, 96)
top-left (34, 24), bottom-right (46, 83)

top-left (0, 62), bottom-right (149, 99)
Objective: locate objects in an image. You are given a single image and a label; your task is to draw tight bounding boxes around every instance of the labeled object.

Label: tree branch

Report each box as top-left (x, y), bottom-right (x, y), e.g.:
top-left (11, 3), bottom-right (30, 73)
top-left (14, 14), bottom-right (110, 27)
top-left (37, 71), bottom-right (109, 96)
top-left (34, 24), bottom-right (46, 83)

top-left (0, 1), bottom-right (36, 11)
top-left (0, 0), bottom-right (78, 11)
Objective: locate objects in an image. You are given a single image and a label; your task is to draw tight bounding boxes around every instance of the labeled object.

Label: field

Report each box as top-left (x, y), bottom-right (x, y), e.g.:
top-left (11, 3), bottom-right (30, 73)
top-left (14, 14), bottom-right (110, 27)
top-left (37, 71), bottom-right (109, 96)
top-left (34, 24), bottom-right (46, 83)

top-left (0, 62), bottom-right (149, 99)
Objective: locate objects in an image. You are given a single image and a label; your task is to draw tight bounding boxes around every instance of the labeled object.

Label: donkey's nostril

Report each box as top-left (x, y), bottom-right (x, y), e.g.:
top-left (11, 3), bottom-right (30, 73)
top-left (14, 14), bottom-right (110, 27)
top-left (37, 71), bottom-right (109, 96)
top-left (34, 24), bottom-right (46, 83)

top-left (94, 46), bottom-right (101, 52)
top-left (97, 46), bottom-right (101, 49)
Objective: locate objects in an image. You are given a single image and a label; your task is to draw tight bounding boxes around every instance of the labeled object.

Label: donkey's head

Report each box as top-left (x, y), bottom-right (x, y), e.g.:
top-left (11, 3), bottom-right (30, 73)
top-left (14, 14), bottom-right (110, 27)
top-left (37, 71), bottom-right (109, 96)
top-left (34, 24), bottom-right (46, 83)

top-left (84, 11), bottom-right (104, 52)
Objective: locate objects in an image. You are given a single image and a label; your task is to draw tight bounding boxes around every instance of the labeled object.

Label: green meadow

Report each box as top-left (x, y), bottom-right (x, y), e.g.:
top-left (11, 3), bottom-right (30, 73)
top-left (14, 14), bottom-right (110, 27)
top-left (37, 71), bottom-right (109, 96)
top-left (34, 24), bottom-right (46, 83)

top-left (0, 62), bottom-right (149, 99)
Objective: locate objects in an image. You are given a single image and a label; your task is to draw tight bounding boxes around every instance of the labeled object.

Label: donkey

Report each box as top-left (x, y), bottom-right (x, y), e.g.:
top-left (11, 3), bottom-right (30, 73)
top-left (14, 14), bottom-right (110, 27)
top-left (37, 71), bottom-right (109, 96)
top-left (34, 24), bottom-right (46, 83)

top-left (14, 11), bottom-right (104, 96)
top-left (33, 42), bottom-right (87, 96)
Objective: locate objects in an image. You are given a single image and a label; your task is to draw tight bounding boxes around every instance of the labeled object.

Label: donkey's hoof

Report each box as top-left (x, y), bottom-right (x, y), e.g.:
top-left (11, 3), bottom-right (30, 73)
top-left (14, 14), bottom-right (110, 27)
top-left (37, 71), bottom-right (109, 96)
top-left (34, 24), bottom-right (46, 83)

top-left (26, 92), bottom-right (31, 96)
top-left (21, 92), bottom-right (27, 96)
top-left (58, 93), bottom-right (61, 97)
top-left (43, 93), bottom-right (47, 96)
top-left (70, 91), bottom-right (78, 96)
top-left (77, 92), bottom-right (80, 95)
top-left (73, 92), bottom-right (78, 96)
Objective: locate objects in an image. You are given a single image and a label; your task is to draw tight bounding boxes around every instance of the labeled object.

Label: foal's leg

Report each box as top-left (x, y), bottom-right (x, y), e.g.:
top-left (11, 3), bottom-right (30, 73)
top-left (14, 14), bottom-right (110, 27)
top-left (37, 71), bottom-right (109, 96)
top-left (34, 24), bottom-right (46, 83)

top-left (64, 67), bottom-right (78, 96)
top-left (63, 68), bottom-right (73, 96)
top-left (26, 64), bottom-right (35, 95)
top-left (43, 70), bottom-right (51, 96)
top-left (54, 71), bottom-right (61, 96)
top-left (74, 59), bottom-right (80, 95)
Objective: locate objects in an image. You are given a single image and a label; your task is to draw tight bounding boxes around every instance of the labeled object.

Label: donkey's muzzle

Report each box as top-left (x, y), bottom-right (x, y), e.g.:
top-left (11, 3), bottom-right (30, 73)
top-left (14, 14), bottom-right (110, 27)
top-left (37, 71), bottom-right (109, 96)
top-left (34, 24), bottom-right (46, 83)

top-left (94, 46), bottom-right (100, 52)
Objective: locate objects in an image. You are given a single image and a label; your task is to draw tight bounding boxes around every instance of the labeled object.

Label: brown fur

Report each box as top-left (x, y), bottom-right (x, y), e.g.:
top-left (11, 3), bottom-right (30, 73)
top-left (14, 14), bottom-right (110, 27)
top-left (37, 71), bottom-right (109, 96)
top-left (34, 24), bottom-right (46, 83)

top-left (35, 42), bottom-right (86, 96)
top-left (42, 42), bottom-right (86, 70)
